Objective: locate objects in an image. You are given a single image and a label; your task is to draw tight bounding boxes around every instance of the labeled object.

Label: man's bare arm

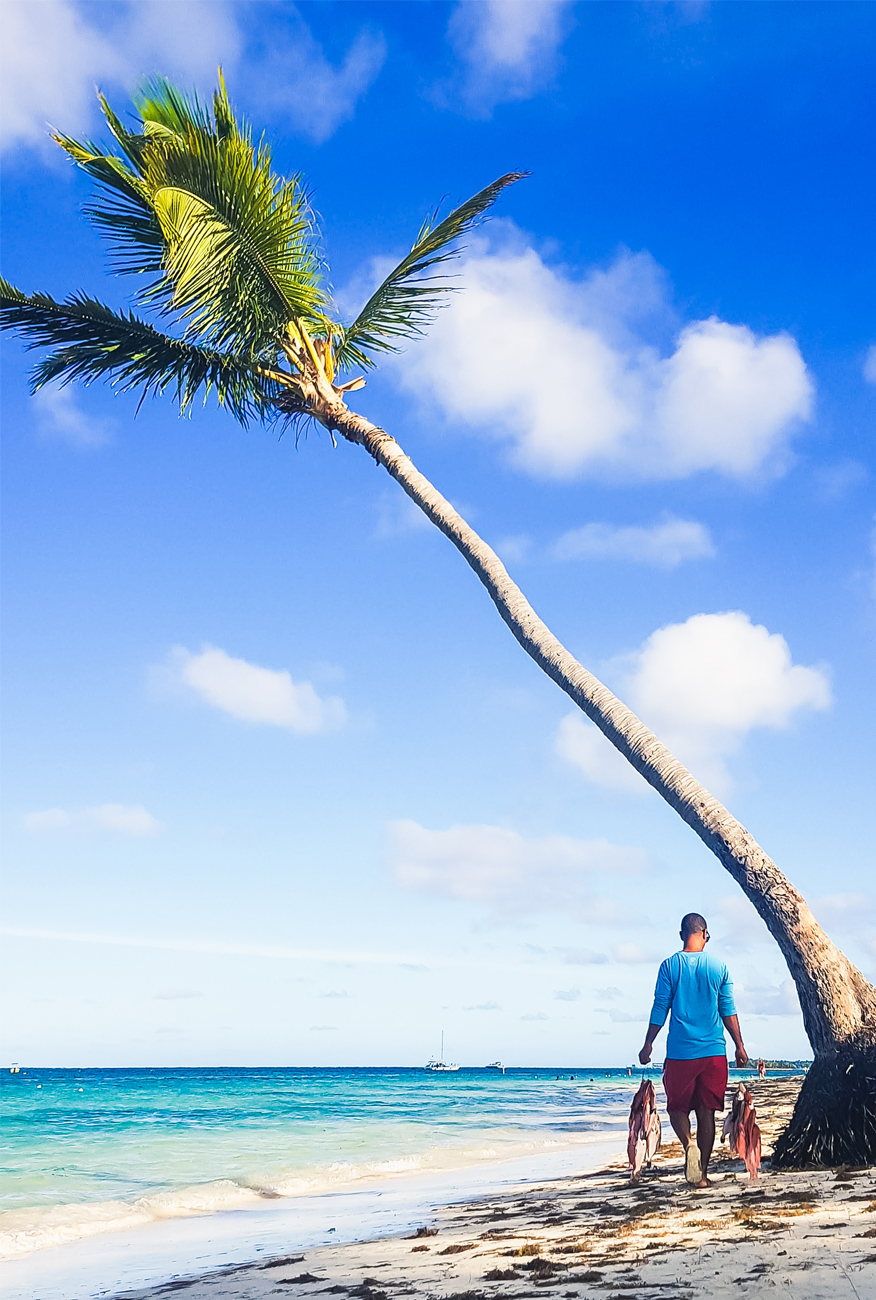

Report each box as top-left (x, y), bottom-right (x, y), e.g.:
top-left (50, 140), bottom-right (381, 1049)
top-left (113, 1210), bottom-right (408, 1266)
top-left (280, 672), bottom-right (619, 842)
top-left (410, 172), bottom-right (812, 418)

top-left (722, 1014), bottom-right (749, 1067)
top-left (638, 1023), bottom-right (662, 1065)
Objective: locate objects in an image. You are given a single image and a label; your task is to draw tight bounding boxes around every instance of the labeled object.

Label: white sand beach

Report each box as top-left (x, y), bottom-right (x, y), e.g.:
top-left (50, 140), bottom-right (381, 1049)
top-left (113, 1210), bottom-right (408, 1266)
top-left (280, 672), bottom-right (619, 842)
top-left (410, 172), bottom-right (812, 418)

top-left (107, 1078), bottom-right (875, 1300)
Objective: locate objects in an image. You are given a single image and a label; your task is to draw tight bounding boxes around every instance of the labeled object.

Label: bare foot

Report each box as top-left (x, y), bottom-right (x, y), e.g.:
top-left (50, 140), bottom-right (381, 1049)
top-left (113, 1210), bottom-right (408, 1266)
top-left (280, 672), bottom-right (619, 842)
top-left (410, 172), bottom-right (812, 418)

top-left (684, 1145), bottom-right (703, 1185)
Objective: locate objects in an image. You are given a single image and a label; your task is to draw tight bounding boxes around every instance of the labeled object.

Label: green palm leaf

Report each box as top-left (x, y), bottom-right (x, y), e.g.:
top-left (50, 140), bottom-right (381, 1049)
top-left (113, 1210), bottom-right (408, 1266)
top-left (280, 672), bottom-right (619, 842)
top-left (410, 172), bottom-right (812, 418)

top-left (335, 172), bottom-right (527, 371)
top-left (143, 128), bottom-right (326, 354)
top-left (53, 78), bottom-right (328, 359)
top-left (0, 278), bottom-right (278, 423)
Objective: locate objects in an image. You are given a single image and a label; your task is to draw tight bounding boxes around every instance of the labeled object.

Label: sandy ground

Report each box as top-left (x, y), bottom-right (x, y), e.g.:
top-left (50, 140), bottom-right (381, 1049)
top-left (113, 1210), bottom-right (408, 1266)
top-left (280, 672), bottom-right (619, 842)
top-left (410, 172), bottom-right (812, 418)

top-left (117, 1079), bottom-right (876, 1300)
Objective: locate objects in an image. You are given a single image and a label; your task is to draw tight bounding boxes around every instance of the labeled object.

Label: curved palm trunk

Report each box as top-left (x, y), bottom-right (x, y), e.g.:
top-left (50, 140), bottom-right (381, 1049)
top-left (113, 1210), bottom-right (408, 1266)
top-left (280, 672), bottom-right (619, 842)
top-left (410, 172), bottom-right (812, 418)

top-left (324, 399), bottom-right (876, 1165)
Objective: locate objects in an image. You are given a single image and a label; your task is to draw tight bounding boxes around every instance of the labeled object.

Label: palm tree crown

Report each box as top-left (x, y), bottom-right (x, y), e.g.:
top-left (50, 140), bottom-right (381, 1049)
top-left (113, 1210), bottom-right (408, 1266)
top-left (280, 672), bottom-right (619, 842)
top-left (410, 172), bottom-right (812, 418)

top-left (1, 74), bottom-right (522, 426)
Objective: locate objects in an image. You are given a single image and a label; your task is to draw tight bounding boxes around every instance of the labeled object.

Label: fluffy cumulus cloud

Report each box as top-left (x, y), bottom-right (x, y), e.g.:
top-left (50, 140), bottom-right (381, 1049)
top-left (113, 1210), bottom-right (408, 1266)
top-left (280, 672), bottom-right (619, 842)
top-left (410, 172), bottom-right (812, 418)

top-left (0, 0), bottom-right (240, 153)
top-left (1, 0), bottom-right (382, 155)
top-left (557, 611), bottom-right (831, 791)
top-left (388, 819), bottom-right (646, 916)
top-left (446, 0), bottom-right (573, 112)
top-left (400, 240), bottom-right (813, 482)
top-left (553, 516), bottom-right (715, 567)
top-left (23, 803), bottom-right (162, 836)
top-left (164, 645), bottom-right (346, 734)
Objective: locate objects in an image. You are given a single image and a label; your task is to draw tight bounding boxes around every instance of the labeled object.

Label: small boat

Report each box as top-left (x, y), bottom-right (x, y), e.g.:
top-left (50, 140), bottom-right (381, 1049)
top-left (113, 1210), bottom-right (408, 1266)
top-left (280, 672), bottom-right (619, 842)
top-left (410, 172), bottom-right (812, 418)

top-left (425, 1032), bottom-right (460, 1072)
top-left (485, 1061), bottom-right (505, 1072)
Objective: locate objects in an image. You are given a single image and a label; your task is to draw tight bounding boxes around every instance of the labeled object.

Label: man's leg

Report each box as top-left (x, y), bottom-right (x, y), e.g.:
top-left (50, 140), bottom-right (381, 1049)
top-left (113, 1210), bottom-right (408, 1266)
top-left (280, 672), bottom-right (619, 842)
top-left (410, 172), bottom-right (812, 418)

top-left (668, 1110), bottom-right (704, 1183)
top-left (668, 1110), bottom-right (693, 1148)
top-left (688, 1056), bottom-right (728, 1187)
top-left (692, 1104), bottom-right (716, 1186)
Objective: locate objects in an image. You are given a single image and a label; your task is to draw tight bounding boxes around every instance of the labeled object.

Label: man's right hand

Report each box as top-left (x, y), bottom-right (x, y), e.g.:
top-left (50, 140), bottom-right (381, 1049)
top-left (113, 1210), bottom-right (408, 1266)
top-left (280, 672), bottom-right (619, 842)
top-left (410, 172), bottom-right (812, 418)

top-left (735, 1046), bottom-right (749, 1068)
top-left (638, 1045), bottom-right (652, 1065)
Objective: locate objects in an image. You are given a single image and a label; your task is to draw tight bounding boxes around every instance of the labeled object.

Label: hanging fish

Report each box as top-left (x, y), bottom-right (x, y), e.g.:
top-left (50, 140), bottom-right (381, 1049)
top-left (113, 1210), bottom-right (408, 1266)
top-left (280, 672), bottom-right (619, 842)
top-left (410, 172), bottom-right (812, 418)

top-left (721, 1083), bottom-right (761, 1179)
top-left (628, 1078), bottom-right (662, 1181)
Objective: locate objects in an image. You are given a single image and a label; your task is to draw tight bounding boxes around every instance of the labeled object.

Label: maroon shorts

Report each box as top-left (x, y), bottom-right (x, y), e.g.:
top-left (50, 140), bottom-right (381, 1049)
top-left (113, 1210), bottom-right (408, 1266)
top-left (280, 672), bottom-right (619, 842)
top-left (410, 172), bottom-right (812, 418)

top-left (663, 1056), bottom-right (728, 1112)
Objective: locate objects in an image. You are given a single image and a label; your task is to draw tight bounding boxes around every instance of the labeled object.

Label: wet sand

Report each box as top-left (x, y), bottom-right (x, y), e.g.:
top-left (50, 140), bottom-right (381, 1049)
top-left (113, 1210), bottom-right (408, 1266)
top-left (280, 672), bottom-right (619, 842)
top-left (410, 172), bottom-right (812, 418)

top-left (117, 1078), bottom-right (876, 1300)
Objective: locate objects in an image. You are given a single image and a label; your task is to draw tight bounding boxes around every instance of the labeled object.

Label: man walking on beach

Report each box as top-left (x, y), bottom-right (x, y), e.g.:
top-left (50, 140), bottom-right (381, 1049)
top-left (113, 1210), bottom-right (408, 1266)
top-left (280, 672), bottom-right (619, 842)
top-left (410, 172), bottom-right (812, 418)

top-left (638, 913), bottom-right (749, 1188)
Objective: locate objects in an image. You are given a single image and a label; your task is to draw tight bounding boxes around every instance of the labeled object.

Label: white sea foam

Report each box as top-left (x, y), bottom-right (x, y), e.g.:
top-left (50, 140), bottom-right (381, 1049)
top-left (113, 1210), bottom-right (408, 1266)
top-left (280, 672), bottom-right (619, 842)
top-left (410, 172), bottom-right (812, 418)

top-left (0, 1179), bottom-right (266, 1259)
top-left (0, 1130), bottom-right (616, 1260)
top-left (1, 1138), bottom-right (629, 1300)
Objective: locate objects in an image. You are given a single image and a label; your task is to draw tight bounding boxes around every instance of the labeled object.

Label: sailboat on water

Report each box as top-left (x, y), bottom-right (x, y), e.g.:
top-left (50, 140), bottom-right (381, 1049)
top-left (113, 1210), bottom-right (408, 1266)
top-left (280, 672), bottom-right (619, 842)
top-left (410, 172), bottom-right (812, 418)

top-left (425, 1032), bottom-right (459, 1072)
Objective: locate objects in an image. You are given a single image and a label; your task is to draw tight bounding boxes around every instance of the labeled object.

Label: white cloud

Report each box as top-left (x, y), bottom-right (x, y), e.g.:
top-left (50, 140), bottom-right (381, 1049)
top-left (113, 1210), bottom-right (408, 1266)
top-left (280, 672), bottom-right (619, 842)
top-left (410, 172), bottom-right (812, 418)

top-left (560, 948), bottom-right (609, 966)
top-left (446, 0), bottom-right (573, 112)
top-left (625, 612), bottom-right (831, 786)
top-left (555, 715), bottom-right (647, 793)
top-left (375, 490), bottom-right (433, 538)
top-left (612, 943), bottom-right (655, 965)
top-left (256, 15), bottom-right (386, 144)
top-left (554, 515), bottom-right (714, 567)
top-left (711, 894), bottom-right (770, 950)
top-left (494, 534), bottom-right (532, 565)
top-left (165, 645), bottom-right (346, 734)
top-left (607, 1007), bottom-right (647, 1022)
top-left (863, 345), bottom-right (876, 384)
top-left (557, 611), bottom-right (831, 792)
top-left (1, 0), bottom-right (378, 156)
top-left (553, 987), bottom-right (581, 1001)
top-left (86, 804), bottom-right (163, 836)
top-left (400, 240), bottom-right (813, 482)
top-left (464, 1000), bottom-right (502, 1011)
top-left (734, 979), bottom-right (801, 1018)
top-left (0, 0), bottom-right (239, 155)
top-left (32, 386), bottom-right (114, 449)
top-left (593, 986), bottom-right (623, 1001)
top-left (1, 0), bottom-right (123, 151)
top-left (23, 803), bottom-right (162, 837)
top-left (154, 988), bottom-right (204, 1001)
top-left (521, 1011), bottom-right (549, 1021)
top-left (389, 818), bottom-right (646, 916)
top-left (21, 808), bottom-right (72, 832)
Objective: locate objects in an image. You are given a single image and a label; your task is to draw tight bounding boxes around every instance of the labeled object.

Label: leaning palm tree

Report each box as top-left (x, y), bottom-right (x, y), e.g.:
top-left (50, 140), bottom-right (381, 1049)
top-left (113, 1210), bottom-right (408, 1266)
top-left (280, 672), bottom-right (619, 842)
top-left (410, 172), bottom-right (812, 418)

top-left (2, 77), bottom-right (873, 1164)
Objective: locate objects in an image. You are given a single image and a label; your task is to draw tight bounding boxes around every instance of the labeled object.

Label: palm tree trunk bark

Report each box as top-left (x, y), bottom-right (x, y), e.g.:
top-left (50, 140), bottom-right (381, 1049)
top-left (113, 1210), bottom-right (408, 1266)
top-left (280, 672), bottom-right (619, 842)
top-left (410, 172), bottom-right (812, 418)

top-left (327, 401), bottom-right (876, 1166)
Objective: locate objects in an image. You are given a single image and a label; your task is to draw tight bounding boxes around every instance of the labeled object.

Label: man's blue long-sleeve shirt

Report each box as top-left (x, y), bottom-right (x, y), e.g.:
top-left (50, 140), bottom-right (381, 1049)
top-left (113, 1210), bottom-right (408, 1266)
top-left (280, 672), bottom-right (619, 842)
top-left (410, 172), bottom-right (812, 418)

top-left (649, 950), bottom-right (737, 1059)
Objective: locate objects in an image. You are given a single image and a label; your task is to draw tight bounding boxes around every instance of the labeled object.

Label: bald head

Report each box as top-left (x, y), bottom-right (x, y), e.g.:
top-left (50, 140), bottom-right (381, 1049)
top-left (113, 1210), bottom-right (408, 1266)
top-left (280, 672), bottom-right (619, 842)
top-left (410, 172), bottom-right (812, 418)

top-left (680, 913), bottom-right (708, 941)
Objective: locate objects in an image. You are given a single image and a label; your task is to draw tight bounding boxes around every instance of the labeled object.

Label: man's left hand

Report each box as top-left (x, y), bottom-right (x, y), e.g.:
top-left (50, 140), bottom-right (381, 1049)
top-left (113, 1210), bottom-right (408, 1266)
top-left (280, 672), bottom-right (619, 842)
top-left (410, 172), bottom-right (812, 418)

top-left (735, 1046), bottom-right (749, 1068)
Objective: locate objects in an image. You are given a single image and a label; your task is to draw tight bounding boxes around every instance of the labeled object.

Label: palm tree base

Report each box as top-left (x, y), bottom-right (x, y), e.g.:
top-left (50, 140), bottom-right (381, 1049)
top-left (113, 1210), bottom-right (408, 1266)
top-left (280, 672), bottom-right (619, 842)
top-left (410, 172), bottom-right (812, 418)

top-left (770, 1047), bottom-right (876, 1168)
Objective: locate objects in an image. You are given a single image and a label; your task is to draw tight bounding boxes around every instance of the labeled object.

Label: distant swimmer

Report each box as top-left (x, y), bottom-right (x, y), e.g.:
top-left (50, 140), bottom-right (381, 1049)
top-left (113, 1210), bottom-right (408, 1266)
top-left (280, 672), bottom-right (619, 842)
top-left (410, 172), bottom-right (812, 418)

top-left (638, 913), bottom-right (749, 1189)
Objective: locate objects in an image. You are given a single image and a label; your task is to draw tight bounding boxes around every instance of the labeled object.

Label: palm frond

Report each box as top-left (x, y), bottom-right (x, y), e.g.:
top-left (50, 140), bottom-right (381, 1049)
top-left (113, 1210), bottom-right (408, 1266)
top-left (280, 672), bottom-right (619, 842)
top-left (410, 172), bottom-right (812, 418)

top-left (143, 127), bottom-right (327, 355)
top-left (335, 172), bottom-right (526, 371)
top-left (0, 278), bottom-right (279, 424)
top-left (134, 76), bottom-right (212, 138)
top-left (54, 78), bottom-right (328, 359)
top-left (53, 109), bottom-right (163, 279)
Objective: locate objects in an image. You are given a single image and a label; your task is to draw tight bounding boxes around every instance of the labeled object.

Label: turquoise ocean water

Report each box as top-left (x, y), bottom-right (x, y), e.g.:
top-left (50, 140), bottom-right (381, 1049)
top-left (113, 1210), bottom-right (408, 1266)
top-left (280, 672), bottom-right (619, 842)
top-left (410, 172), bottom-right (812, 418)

top-left (1, 1066), bottom-right (650, 1253)
top-left (0, 1063), bottom-right (775, 1298)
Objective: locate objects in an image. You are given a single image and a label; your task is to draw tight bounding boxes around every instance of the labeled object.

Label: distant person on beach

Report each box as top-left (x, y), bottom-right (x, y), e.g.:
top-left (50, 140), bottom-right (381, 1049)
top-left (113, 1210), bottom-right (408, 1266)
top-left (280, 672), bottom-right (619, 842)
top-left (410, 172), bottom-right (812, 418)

top-left (757, 1058), bottom-right (766, 1079)
top-left (638, 913), bottom-right (749, 1189)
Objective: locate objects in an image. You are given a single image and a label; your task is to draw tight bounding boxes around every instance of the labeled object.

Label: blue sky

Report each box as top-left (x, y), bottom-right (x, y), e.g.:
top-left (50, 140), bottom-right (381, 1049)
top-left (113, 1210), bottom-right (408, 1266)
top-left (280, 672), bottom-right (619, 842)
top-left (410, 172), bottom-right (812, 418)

top-left (1, 0), bottom-right (874, 1068)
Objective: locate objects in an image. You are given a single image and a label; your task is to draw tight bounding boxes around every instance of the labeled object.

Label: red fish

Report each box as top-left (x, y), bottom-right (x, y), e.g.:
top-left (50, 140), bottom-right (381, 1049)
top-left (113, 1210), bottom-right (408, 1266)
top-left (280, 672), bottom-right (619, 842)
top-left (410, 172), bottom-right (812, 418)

top-left (628, 1079), bottom-right (662, 1181)
top-left (721, 1083), bottom-right (761, 1180)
